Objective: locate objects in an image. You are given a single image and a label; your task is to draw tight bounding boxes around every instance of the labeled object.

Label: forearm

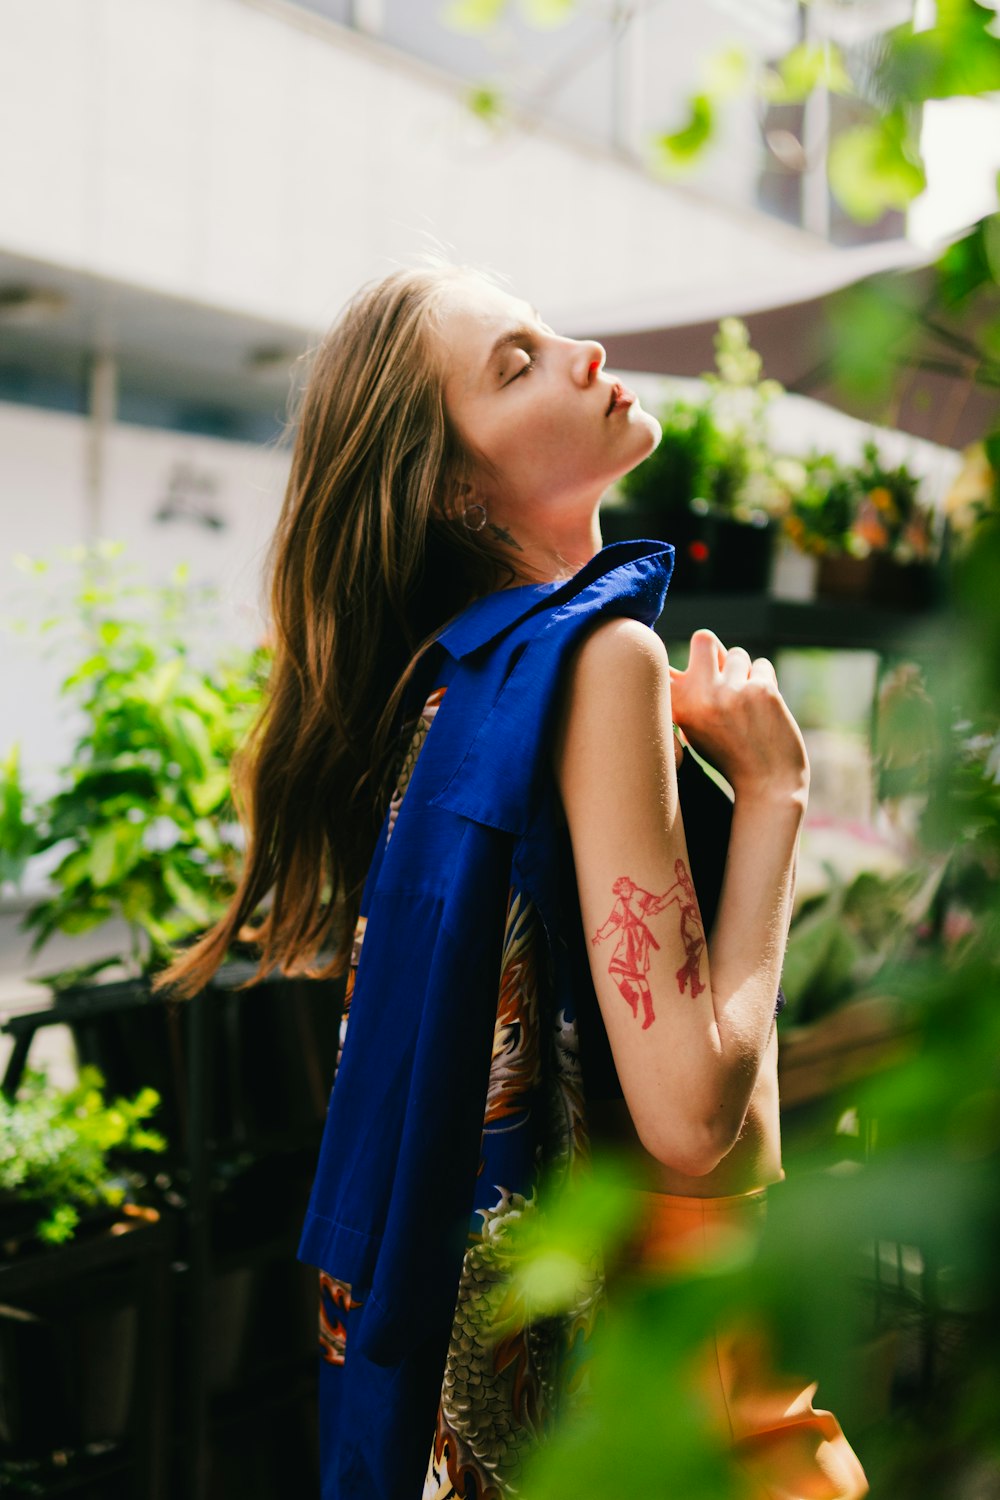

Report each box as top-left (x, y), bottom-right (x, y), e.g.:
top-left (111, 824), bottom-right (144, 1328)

top-left (704, 787), bottom-right (805, 1130)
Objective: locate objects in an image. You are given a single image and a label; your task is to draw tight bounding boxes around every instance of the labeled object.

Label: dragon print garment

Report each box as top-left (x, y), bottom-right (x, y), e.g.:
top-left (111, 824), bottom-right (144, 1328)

top-left (421, 876), bottom-right (605, 1500)
top-left (299, 542), bottom-right (683, 1499)
top-left (317, 679), bottom-right (606, 1498)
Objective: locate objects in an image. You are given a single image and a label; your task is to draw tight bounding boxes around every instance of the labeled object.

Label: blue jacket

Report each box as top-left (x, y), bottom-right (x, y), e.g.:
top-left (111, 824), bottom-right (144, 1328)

top-left (296, 538), bottom-right (776, 1497)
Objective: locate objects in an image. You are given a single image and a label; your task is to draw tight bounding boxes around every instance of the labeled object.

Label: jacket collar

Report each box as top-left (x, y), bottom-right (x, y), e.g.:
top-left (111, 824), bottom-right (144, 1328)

top-left (434, 538), bottom-right (675, 661)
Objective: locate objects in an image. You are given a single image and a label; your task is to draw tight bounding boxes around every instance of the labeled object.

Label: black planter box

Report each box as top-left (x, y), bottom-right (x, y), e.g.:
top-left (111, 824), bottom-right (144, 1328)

top-left (601, 506), bottom-right (776, 593)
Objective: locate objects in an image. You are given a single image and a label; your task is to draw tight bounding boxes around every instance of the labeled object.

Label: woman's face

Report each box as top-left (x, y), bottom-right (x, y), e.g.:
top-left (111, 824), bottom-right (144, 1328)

top-left (435, 278), bottom-right (661, 528)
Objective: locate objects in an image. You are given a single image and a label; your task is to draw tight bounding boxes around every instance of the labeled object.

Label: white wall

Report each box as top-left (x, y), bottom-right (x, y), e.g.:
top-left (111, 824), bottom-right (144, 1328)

top-left (0, 402), bottom-right (289, 811)
top-left (0, 0), bottom-right (836, 339)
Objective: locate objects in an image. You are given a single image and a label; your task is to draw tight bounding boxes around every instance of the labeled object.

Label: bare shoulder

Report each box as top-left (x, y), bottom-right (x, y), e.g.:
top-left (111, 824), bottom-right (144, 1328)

top-left (563, 614), bottom-right (669, 696)
top-left (552, 616), bottom-right (672, 778)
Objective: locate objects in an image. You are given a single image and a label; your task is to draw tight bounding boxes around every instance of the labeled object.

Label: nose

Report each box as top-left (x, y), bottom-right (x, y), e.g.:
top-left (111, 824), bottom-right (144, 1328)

top-left (583, 342), bottom-right (606, 383)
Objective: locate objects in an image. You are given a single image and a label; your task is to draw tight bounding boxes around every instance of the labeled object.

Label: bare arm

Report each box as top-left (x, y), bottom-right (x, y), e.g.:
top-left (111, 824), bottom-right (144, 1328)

top-left (551, 618), bottom-right (807, 1177)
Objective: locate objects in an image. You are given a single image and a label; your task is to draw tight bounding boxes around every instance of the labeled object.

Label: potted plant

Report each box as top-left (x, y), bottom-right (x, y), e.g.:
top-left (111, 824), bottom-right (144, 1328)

top-left (0, 541), bottom-right (344, 1132)
top-left (1, 542), bottom-right (269, 990)
top-left (0, 1061), bottom-right (170, 1468)
top-left (784, 441), bottom-right (943, 609)
top-left (0, 541), bottom-right (345, 1479)
top-left (0, 1061), bottom-right (166, 1255)
top-left (606, 318), bottom-right (796, 592)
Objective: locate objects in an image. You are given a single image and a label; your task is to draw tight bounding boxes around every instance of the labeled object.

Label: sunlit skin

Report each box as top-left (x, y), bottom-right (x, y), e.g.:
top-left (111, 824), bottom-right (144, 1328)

top-left (434, 277), bottom-right (661, 585)
top-left (436, 276), bottom-right (785, 1200)
top-left (590, 864), bottom-right (707, 1029)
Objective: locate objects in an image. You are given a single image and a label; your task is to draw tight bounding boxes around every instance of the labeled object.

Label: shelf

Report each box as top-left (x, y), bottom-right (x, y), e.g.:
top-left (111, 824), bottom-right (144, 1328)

top-left (0, 1216), bottom-right (175, 1299)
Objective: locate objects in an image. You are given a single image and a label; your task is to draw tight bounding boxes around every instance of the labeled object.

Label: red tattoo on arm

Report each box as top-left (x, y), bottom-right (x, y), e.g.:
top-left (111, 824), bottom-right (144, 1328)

top-left (590, 863), bottom-right (706, 1029)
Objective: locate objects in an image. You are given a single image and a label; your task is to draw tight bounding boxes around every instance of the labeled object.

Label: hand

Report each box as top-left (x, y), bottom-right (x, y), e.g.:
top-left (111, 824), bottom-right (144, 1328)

top-left (668, 629), bottom-right (809, 803)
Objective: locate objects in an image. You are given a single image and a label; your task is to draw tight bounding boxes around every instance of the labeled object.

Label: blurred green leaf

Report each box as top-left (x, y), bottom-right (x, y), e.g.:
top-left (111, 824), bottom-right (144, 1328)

top-left (439, 0), bottom-right (505, 32)
top-left (87, 821), bottom-right (145, 889)
top-left (0, 742), bottom-right (39, 888)
top-left (827, 109), bottom-right (926, 223)
top-left (758, 41), bottom-right (854, 104)
top-left (780, 899), bottom-right (860, 1021)
top-left (162, 863), bottom-right (215, 925)
top-left (937, 214), bottom-right (1000, 309)
top-left (883, 0), bottom-right (1000, 102)
top-left (701, 44), bottom-right (750, 100)
top-left (519, 0), bottom-right (575, 25)
top-left (654, 94), bottom-right (715, 169)
top-left (466, 83), bottom-right (505, 123)
top-left (11, 553), bottom-right (48, 575)
top-left (821, 276), bottom-right (923, 405)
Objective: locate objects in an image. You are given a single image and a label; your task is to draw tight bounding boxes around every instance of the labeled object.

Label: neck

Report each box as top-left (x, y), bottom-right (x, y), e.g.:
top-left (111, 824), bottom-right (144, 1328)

top-left (494, 506), bottom-right (605, 587)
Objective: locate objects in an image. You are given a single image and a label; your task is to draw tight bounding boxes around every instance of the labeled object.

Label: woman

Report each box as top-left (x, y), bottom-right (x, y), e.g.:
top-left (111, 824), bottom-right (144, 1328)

top-left (153, 256), bottom-right (867, 1499)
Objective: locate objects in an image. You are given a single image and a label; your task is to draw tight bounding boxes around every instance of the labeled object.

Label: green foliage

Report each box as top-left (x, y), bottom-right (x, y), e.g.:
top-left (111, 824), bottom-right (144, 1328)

top-left (785, 438), bottom-right (940, 561)
top-left (882, 0), bottom-right (1000, 103)
top-left (518, 0), bottom-right (575, 26)
top-left (0, 542), bottom-right (270, 984)
top-left (466, 83), bottom-right (505, 124)
top-left (438, 0), bottom-right (506, 32)
top-left (615, 396), bottom-right (718, 516)
top-left (440, 0), bottom-right (574, 32)
top-left (758, 41), bottom-right (854, 104)
top-left (0, 1062), bottom-right (166, 1245)
top-left (617, 319), bottom-right (803, 526)
top-left (0, 744), bottom-right (37, 889)
top-left (827, 105), bottom-right (926, 223)
top-left (780, 863), bottom-right (941, 1025)
top-left (824, 274), bottom-right (926, 408)
top-left (653, 93), bottom-right (716, 172)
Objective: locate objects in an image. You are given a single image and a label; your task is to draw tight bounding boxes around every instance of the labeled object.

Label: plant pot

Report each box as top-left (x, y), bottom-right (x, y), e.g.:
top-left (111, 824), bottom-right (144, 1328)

top-left (0, 1195), bottom-right (126, 1260)
top-left (601, 506), bottom-right (776, 593)
top-left (0, 1264), bottom-right (138, 1456)
top-left (53, 968), bottom-right (342, 1161)
top-left (204, 1265), bottom-right (258, 1393)
top-left (770, 541), bottom-right (819, 602)
top-left (816, 553), bottom-right (937, 610)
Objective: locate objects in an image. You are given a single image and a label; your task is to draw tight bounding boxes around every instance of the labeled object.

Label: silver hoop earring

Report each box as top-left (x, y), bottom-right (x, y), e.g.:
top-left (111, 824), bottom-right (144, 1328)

top-left (462, 502), bottom-right (487, 532)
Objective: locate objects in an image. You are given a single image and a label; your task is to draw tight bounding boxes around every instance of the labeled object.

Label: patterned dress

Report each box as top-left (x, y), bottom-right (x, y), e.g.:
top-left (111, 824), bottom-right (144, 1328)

top-left (316, 680), bottom-right (606, 1499)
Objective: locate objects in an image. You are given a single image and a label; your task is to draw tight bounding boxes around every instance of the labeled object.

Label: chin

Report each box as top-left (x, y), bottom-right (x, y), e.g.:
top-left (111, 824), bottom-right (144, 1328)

top-left (624, 412), bottom-right (662, 468)
top-left (641, 411), bottom-right (663, 448)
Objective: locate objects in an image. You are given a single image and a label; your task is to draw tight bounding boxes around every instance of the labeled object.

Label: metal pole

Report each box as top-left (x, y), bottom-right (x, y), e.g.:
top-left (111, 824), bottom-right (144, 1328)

top-left (612, 2), bottom-right (645, 161)
top-left (84, 350), bottom-right (118, 544)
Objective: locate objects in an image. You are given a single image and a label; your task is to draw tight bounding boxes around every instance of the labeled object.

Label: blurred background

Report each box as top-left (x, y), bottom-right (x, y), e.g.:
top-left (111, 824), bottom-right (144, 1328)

top-left (2, 1), bottom-right (1000, 1496)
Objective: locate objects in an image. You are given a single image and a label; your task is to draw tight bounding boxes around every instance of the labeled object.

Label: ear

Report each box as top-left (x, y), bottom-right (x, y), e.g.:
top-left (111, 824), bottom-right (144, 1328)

top-left (438, 479), bottom-right (478, 522)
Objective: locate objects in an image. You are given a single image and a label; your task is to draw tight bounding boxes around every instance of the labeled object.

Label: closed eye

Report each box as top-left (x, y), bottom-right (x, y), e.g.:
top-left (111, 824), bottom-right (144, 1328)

top-left (509, 350), bottom-right (536, 382)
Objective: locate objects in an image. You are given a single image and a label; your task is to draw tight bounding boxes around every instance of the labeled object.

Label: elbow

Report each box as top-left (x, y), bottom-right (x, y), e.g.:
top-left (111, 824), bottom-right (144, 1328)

top-left (641, 1110), bottom-right (744, 1179)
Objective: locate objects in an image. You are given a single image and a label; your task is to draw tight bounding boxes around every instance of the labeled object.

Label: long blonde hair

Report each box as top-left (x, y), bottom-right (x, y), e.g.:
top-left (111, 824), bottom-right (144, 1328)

top-left (151, 257), bottom-right (520, 1000)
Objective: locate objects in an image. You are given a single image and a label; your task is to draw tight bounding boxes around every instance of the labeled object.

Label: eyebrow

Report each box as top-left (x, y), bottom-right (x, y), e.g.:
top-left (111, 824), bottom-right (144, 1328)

top-left (484, 307), bottom-right (546, 378)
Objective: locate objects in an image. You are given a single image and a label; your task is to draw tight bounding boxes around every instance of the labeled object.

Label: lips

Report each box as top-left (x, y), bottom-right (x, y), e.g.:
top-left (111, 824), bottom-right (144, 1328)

top-left (606, 381), bottom-right (635, 415)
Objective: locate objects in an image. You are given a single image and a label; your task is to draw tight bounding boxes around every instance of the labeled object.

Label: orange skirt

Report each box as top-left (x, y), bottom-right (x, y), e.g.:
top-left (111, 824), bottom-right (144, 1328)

top-left (620, 1187), bottom-right (870, 1500)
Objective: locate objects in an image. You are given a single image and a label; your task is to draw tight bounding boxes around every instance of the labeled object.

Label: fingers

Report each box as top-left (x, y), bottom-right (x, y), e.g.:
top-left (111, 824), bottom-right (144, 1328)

top-left (749, 655), bottom-right (778, 686)
top-left (721, 645), bottom-right (752, 683)
top-left (685, 629), bottom-right (726, 676)
top-left (672, 633), bottom-right (777, 682)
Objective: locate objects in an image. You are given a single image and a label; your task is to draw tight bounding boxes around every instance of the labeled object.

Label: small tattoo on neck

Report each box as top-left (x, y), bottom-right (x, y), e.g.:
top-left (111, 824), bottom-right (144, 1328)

top-left (487, 522), bottom-right (523, 551)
